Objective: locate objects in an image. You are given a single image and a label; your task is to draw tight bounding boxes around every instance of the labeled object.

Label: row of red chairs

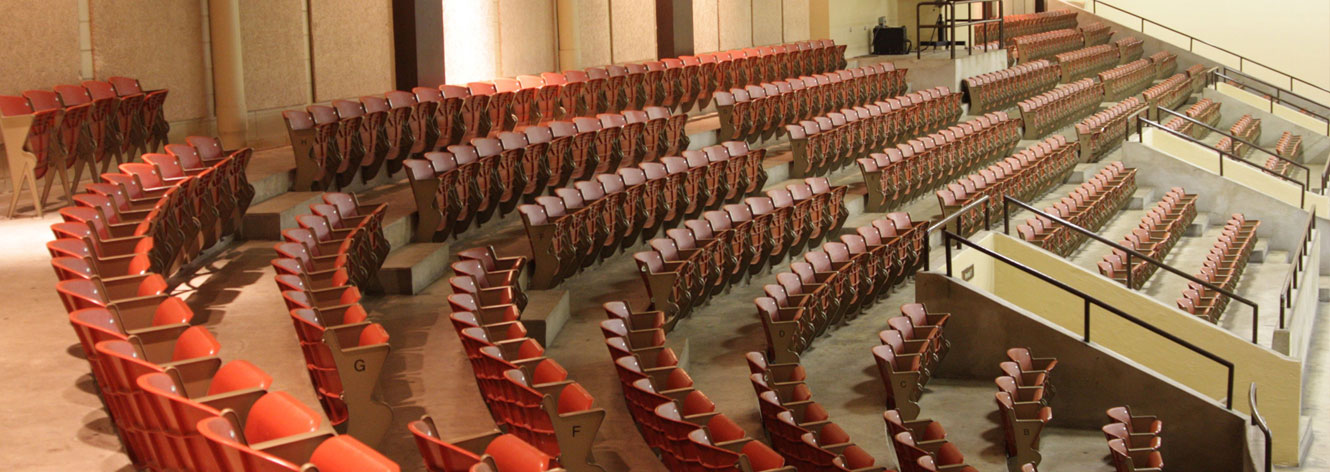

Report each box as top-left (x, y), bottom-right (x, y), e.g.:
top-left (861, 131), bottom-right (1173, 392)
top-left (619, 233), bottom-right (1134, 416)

top-left (404, 107), bottom-right (691, 243)
top-left (274, 193), bottom-right (389, 289)
top-left (888, 409), bottom-right (999, 472)
top-left (1163, 98), bottom-right (1221, 139)
top-left (1276, 131), bottom-right (1303, 162)
top-left (1079, 21), bottom-right (1114, 47)
top-left (447, 250), bottom-right (605, 471)
top-left (1017, 77), bottom-right (1104, 139)
top-left (1104, 406), bottom-right (1164, 472)
top-left (858, 111), bottom-right (1023, 212)
top-left (750, 352), bottom-right (885, 471)
top-left (410, 416), bottom-right (564, 472)
top-left (787, 86), bottom-right (962, 178)
top-left (758, 213), bottom-right (926, 363)
top-left (2, 78), bottom-right (168, 217)
top-left (974, 10), bottom-right (1078, 44)
top-left (937, 136), bottom-right (1081, 235)
top-left (1010, 29), bottom-right (1087, 64)
top-left (1115, 37), bottom-right (1144, 65)
top-left (1074, 97), bottom-right (1145, 162)
top-left (873, 304), bottom-right (951, 421)
top-left (1098, 188), bottom-right (1197, 289)
top-left (995, 348), bottom-right (1056, 468)
top-left (1216, 114), bottom-right (1262, 158)
top-left (961, 59), bottom-right (1060, 115)
top-left (634, 178), bottom-right (848, 325)
top-left (1177, 214), bottom-right (1259, 322)
top-left (1099, 58), bottom-right (1156, 103)
top-left (519, 141), bottom-right (767, 289)
top-left (714, 63), bottom-right (907, 143)
top-left (1055, 44), bottom-right (1120, 83)
top-left (1018, 162), bottom-right (1137, 256)
top-left (1149, 51), bottom-right (1178, 81)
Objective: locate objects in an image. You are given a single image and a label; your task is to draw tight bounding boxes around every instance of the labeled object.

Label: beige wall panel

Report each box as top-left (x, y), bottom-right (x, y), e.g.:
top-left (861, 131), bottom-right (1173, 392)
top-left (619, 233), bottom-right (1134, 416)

top-left (444, 0), bottom-right (499, 84)
top-left (611, 0), bottom-right (658, 63)
top-left (573, 0), bottom-right (612, 68)
top-left (693, 0), bottom-right (719, 53)
top-left (717, 0), bottom-right (753, 50)
top-left (0, 0), bottom-right (80, 95)
top-left (239, 0), bottom-right (308, 110)
top-left (782, 0), bottom-right (810, 42)
top-left (310, 0), bottom-right (394, 102)
top-left (500, 0), bottom-right (555, 77)
top-left (751, 0), bottom-right (782, 46)
top-left (90, 0), bottom-right (208, 121)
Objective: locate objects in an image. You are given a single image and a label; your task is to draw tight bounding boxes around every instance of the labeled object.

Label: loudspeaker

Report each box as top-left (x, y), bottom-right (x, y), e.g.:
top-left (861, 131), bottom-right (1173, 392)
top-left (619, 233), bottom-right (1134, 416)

top-left (871, 26), bottom-right (911, 55)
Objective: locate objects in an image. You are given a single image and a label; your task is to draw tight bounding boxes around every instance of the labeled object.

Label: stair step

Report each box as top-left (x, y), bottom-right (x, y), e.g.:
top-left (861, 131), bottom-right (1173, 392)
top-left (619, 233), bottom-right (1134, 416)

top-left (371, 242), bottom-right (451, 295)
top-left (1065, 163), bottom-right (1096, 184)
top-left (1128, 186), bottom-right (1157, 210)
top-left (1318, 276), bottom-right (1330, 301)
top-left (1186, 213), bottom-right (1210, 237)
top-left (522, 289), bottom-right (571, 347)
top-left (241, 192), bottom-right (326, 240)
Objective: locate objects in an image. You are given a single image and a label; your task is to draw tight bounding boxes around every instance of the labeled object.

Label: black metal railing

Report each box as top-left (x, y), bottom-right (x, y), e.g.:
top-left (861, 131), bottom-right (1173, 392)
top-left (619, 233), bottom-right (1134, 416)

top-left (1135, 115), bottom-right (1309, 209)
top-left (1210, 68), bottom-right (1330, 136)
top-left (941, 230), bottom-right (1236, 409)
top-left (1001, 196), bottom-right (1264, 344)
top-left (1279, 210), bottom-right (1317, 329)
top-left (923, 194), bottom-right (991, 271)
top-left (1250, 383), bottom-right (1273, 472)
top-left (915, 0), bottom-right (1004, 59)
top-left (1155, 107), bottom-right (1313, 191)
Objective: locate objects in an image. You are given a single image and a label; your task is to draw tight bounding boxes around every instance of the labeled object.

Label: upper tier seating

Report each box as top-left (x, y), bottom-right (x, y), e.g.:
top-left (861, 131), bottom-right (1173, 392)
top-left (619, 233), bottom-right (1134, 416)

top-left (1177, 214), bottom-right (1259, 322)
top-left (1142, 73), bottom-right (1190, 119)
top-left (936, 136), bottom-right (1080, 234)
top-left (1010, 29), bottom-right (1086, 64)
top-left (1018, 163), bottom-right (1137, 256)
top-left (714, 63), bottom-right (907, 143)
top-left (1079, 22), bottom-right (1114, 46)
top-left (974, 10), bottom-right (1078, 43)
top-left (1017, 78), bottom-right (1104, 139)
top-left (961, 60), bottom-right (1060, 115)
top-left (1215, 114), bottom-right (1262, 157)
top-left (787, 86), bottom-right (961, 178)
top-left (1114, 37), bottom-right (1144, 64)
top-left (1054, 44), bottom-right (1120, 83)
top-left (858, 111), bottom-right (1023, 212)
top-left (1098, 58), bottom-right (1154, 102)
top-left (1276, 131), bottom-right (1304, 160)
top-left (1149, 51), bottom-right (1177, 80)
top-left (1163, 98), bottom-right (1221, 139)
top-left (1098, 188), bottom-right (1197, 289)
top-left (1076, 97), bottom-right (1146, 162)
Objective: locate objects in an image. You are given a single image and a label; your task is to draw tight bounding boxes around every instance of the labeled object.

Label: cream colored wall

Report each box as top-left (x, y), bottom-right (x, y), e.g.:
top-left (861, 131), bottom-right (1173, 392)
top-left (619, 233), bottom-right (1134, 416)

top-left (693, 0), bottom-right (813, 53)
top-left (1217, 82), bottom-right (1330, 137)
top-left (693, 0), bottom-right (721, 53)
top-left (983, 233), bottom-right (1303, 464)
top-left (309, 1), bottom-right (395, 102)
top-left (717, 0), bottom-right (753, 50)
top-left (91, 0), bottom-right (210, 122)
top-left (501, 0), bottom-right (558, 77)
top-left (782, 0), bottom-right (810, 42)
top-left (0, 0), bottom-right (81, 96)
top-left (238, 0), bottom-right (309, 111)
top-left (610, 0), bottom-right (658, 64)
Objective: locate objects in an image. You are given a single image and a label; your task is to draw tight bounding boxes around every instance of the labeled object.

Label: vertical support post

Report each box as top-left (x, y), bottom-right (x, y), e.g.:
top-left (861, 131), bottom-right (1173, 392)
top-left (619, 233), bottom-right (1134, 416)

top-left (1125, 252), bottom-right (1132, 289)
top-left (944, 234), bottom-right (953, 277)
top-left (656, 0), bottom-right (694, 59)
top-left (392, 0), bottom-right (445, 89)
top-left (208, 0), bottom-right (248, 148)
top-left (1083, 298), bottom-right (1091, 342)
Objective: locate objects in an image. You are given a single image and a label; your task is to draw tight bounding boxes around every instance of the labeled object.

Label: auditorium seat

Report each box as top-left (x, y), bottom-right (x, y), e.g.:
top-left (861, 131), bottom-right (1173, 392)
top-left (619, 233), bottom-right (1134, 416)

top-left (995, 391), bottom-right (1051, 467)
top-left (136, 367), bottom-right (273, 471)
top-left (1076, 97), bottom-right (1145, 162)
top-left (0, 94), bottom-right (65, 217)
top-left (195, 395), bottom-right (397, 471)
top-left (408, 415), bottom-right (561, 471)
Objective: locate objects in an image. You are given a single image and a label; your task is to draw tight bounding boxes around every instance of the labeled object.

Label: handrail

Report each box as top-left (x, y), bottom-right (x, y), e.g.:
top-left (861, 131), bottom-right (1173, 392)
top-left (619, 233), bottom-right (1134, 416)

top-left (922, 194), bottom-right (992, 271)
top-left (941, 229), bottom-right (1236, 409)
top-left (1135, 115), bottom-right (1311, 210)
top-left (1155, 106), bottom-right (1312, 191)
top-left (1250, 383), bottom-right (1273, 472)
top-left (1278, 209), bottom-right (1316, 329)
top-left (1001, 195), bottom-right (1264, 344)
top-left (915, 0), bottom-right (1004, 59)
top-left (1085, 0), bottom-right (1330, 98)
top-left (1211, 68), bottom-right (1330, 128)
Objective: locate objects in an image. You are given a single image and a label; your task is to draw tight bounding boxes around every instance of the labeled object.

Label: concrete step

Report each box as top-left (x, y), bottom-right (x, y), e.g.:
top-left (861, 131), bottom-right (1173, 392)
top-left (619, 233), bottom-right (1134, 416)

top-left (1261, 249), bottom-right (1289, 265)
top-left (1186, 213), bottom-right (1210, 237)
top-left (371, 242), bottom-right (451, 295)
top-left (522, 289), bottom-right (571, 347)
top-left (1318, 276), bottom-right (1330, 301)
top-left (1128, 186), bottom-right (1158, 210)
top-left (241, 191), bottom-right (326, 240)
top-left (1249, 240), bottom-right (1271, 263)
top-left (244, 147), bottom-right (406, 207)
top-left (1066, 163), bottom-right (1096, 184)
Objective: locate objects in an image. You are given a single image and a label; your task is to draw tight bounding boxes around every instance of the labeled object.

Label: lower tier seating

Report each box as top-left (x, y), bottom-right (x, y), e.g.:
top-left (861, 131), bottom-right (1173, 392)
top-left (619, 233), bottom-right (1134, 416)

top-left (750, 353), bottom-right (887, 471)
top-left (1216, 114), bottom-right (1262, 157)
top-left (1104, 406), bottom-right (1164, 472)
top-left (1099, 58), bottom-right (1154, 102)
top-left (1115, 37), bottom-right (1144, 64)
top-left (1018, 163), bottom-right (1138, 256)
top-left (1076, 97), bottom-right (1146, 162)
top-left (875, 303), bottom-right (951, 420)
top-left (996, 347), bottom-right (1057, 467)
top-left (1276, 131), bottom-right (1304, 159)
top-left (410, 417), bottom-right (565, 471)
top-left (1099, 188), bottom-right (1197, 289)
top-left (937, 136), bottom-right (1080, 234)
top-left (1164, 98), bottom-right (1221, 139)
top-left (1177, 214), bottom-right (1259, 322)
top-left (1149, 51), bottom-right (1178, 80)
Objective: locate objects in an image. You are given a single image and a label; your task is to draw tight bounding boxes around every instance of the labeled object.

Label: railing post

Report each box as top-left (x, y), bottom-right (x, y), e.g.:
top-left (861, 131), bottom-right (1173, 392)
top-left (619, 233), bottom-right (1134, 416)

top-left (984, 201), bottom-right (991, 232)
top-left (1083, 298), bottom-right (1091, 343)
top-left (1252, 305), bottom-right (1259, 344)
top-left (923, 231), bottom-right (931, 272)
top-left (1125, 252), bottom-right (1132, 289)
top-left (944, 234), bottom-right (953, 277)
top-left (1226, 369), bottom-right (1234, 410)
top-left (1218, 149), bottom-right (1224, 175)
top-left (1002, 198), bottom-right (1009, 235)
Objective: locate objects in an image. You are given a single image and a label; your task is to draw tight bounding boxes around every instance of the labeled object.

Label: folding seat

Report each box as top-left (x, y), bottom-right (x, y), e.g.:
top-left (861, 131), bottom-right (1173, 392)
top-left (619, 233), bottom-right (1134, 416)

top-left (1107, 439), bottom-right (1163, 472)
top-left (136, 365), bottom-right (273, 472)
top-left (86, 80), bottom-right (148, 163)
top-left (0, 95), bottom-right (65, 217)
top-left (1102, 422), bottom-right (1160, 452)
top-left (995, 391), bottom-right (1051, 467)
top-left (498, 369), bottom-right (605, 470)
top-left (883, 410), bottom-right (947, 462)
top-left (281, 110), bottom-right (336, 191)
top-left (359, 95), bottom-right (413, 176)
top-left (408, 415), bottom-right (560, 472)
top-left (872, 344), bottom-right (924, 420)
top-left (26, 90), bottom-right (95, 194)
top-left (196, 397), bottom-right (398, 471)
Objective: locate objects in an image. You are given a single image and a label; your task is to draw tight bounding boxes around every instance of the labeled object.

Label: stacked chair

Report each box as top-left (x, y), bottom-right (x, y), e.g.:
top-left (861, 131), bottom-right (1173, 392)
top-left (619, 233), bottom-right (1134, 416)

top-left (1177, 214), bottom-right (1259, 322)
top-left (714, 63), bottom-right (907, 143)
top-left (874, 303), bottom-right (952, 421)
top-left (521, 141), bottom-right (768, 289)
top-left (1142, 73), bottom-right (1190, 119)
top-left (1098, 59), bottom-right (1155, 102)
top-left (1016, 78), bottom-right (1104, 139)
top-left (1054, 44), bottom-right (1120, 82)
top-left (448, 251), bottom-right (607, 472)
top-left (1075, 97), bottom-right (1146, 162)
top-left (974, 10), bottom-right (1078, 44)
top-left (634, 177), bottom-right (848, 325)
top-left (1079, 22), bottom-right (1114, 46)
top-left (758, 213), bottom-right (927, 363)
top-left (787, 86), bottom-right (962, 178)
top-left (1149, 51), bottom-right (1178, 80)
top-left (961, 59), bottom-right (1061, 115)
top-left (1115, 37), bottom-right (1145, 64)
top-left (1017, 162), bottom-right (1138, 256)
top-left (1010, 29), bottom-right (1086, 64)
top-left (995, 348), bottom-right (1056, 468)
top-left (1104, 406), bottom-right (1164, 472)
top-left (749, 353), bottom-right (886, 471)
top-left (936, 136), bottom-right (1081, 235)
top-left (1098, 188), bottom-right (1197, 289)
top-left (274, 192), bottom-right (389, 288)
top-left (1215, 114), bottom-right (1262, 157)
top-left (1163, 98), bottom-right (1221, 139)
top-left (858, 111), bottom-right (1023, 212)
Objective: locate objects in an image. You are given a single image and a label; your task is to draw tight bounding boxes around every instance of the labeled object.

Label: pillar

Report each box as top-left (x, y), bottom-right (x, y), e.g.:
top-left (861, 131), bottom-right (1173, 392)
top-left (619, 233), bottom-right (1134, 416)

top-left (657, 0), bottom-right (694, 58)
top-left (208, 0), bottom-right (247, 148)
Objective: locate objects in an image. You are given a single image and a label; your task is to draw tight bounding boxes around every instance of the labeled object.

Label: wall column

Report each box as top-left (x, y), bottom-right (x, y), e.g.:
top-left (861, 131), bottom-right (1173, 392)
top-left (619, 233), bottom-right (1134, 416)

top-left (207, 0), bottom-right (247, 147)
top-left (394, 0), bottom-right (445, 89)
top-left (556, 0), bottom-right (582, 70)
top-left (656, 0), bottom-right (694, 58)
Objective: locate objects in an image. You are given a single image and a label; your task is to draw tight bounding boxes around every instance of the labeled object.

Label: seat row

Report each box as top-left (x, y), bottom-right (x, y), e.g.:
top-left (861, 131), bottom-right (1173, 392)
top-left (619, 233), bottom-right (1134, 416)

top-left (1185, 64), bottom-right (1209, 95)
top-left (519, 141), bottom-right (767, 289)
top-left (858, 111), bottom-right (1024, 212)
top-left (403, 109), bottom-right (691, 243)
top-left (1010, 29), bottom-right (1086, 64)
top-left (1018, 163), bottom-right (1138, 256)
top-left (1149, 51), bottom-right (1178, 81)
top-left (995, 348), bottom-right (1057, 468)
top-left (937, 136), bottom-right (1081, 234)
top-left (1079, 21), bottom-right (1114, 47)
top-left (961, 59), bottom-right (1060, 115)
top-left (1017, 78), bottom-right (1104, 139)
top-left (2, 78), bottom-right (169, 217)
top-left (1163, 98), bottom-right (1221, 139)
top-left (1099, 58), bottom-right (1155, 102)
top-left (975, 10), bottom-right (1078, 43)
top-left (750, 352), bottom-right (886, 471)
top-left (758, 213), bottom-right (927, 363)
top-left (1142, 73), bottom-right (1190, 119)
top-left (1054, 44), bottom-right (1120, 83)
top-left (274, 192), bottom-right (389, 289)
top-left (714, 63), bottom-right (907, 143)
top-left (635, 177), bottom-right (847, 324)
top-left (873, 303), bottom-right (952, 421)
top-left (447, 251), bottom-right (607, 472)
top-left (1177, 214), bottom-right (1259, 322)
top-left (1115, 37), bottom-right (1145, 65)
top-left (787, 86), bottom-right (963, 178)
top-left (1104, 407), bottom-right (1164, 472)
top-left (1216, 114), bottom-right (1262, 157)
top-left (1097, 188), bottom-right (1197, 289)
top-left (1276, 131), bottom-right (1304, 159)
top-left (1075, 97), bottom-right (1145, 162)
